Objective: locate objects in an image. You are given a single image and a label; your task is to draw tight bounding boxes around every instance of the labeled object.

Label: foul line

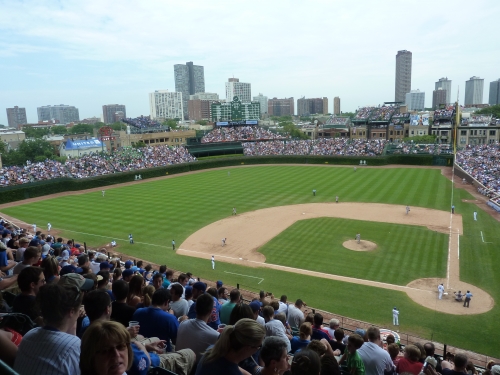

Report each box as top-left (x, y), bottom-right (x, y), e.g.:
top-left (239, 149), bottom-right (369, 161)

top-left (480, 231), bottom-right (493, 244)
top-left (57, 228), bottom-right (166, 248)
top-left (224, 271), bottom-right (264, 284)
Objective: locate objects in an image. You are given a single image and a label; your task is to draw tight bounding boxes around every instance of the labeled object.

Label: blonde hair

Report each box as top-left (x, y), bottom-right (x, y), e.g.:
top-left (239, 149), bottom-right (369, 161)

top-left (203, 318), bottom-right (265, 364)
top-left (142, 285), bottom-right (155, 307)
top-left (80, 321), bottom-right (133, 375)
top-left (299, 322), bottom-right (312, 340)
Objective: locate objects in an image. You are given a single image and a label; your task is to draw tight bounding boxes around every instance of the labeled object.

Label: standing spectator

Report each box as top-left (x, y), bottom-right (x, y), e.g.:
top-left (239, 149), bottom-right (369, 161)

top-left (14, 283), bottom-right (83, 375)
top-left (357, 327), bottom-right (393, 375)
top-left (110, 280), bottom-right (136, 328)
top-left (219, 289), bottom-right (241, 324)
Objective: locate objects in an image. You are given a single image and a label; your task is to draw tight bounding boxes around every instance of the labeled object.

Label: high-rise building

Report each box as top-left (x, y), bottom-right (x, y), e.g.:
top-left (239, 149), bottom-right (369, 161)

top-left (211, 97), bottom-right (260, 122)
top-left (464, 76), bottom-right (484, 106)
top-left (435, 77), bottom-right (452, 105)
top-left (225, 78), bottom-right (251, 103)
top-left (253, 93), bottom-right (268, 116)
top-left (489, 79), bottom-right (500, 106)
top-left (37, 105), bottom-right (80, 124)
top-left (333, 97), bottom-right (341, 115)
top-left (189, 93), bottom-right (219, 101)
top-left (268, 98), bottom-right (294, 117)
top-left (102, 104), bottom-right (126, 124)
top-left (395, 50), bottom-right (412, 103)
top-left (432, 88), bottom-right (447, 110)
top-left (297, 97), bottom-right (328, 116)
top-left (174, 62), bottom-right (205, 119)
top-left (405, 89), bottom-right (425, 111)
top-left (6, 106), bottom-right (27, 128)
top-left (188, 99), bottom-right (218, 121)
top-left (149, 90), bottom-right (184, 120)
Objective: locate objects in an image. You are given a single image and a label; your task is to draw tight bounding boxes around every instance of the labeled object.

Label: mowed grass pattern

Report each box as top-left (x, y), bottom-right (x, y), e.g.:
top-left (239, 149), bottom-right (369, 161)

top-left (261, 218), bottom-right (448, 285)
top-left (3, 165), bottom-right (500, 355)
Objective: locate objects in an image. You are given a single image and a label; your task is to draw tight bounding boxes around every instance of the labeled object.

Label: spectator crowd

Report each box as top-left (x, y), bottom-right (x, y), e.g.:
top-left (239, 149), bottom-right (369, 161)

top-left (0, 218), bottom-right (490, 375)
top-left (122, 117), bottom-right (164, 129)
top-left (201, 126), bottom-right (287, 143)
top-left (456, 144), bottom-right (500, 196)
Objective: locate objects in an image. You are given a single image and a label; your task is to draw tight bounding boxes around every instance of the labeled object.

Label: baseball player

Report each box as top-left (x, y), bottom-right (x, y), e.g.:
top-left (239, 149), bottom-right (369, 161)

top-left (172, 240), bottom-right (176, 250)
top-left (228, 171), bottom-right (230, 176)
top-left (129, 234), bottom-right (134, 244)
top-left (473, 211), bottom-right (477, 221)
top-left (335, 196), bottom-right (339, 203)
top-left (221, 238), bottom-right (226, 247)
top-left (463, 290), bottom-right (473, 307)
top-left (232, 207), bottom-right (237, 215)
top-left (392, 307), bottom-right (399, 326)
top-left (355, 233), bottom-right (361, 244)
top-left (102, 190), bottom-right (106, 197)
top-left (211, 255), bottom-right (215, 270)
top-left (354, 167), bottom-right (357, 172)
top-left (47, 222), bottom-right (51, 232)
top-left (32, 223), bottom-right (36, 233)
top-left (111, 240), bottom-right (117, 247)
top-left (438, 283), bottom-right (444, 300)
top-left (313, 189), bottom-right (316, 196)
top-left (406, 205), bottom-right (410, 215)
top-left (451, 205), bottom-right (455, 214)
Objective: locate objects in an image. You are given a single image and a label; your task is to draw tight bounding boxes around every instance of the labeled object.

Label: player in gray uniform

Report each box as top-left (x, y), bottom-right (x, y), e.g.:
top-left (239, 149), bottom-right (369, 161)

top-left (355, 233), bottom-right (361, 244)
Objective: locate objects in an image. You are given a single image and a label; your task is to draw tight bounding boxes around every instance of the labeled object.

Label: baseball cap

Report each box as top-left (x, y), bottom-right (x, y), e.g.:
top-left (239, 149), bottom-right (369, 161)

top-left (216, 280), bottom-right (223, 288)
top-left (249, 300), bottom-right (262, 312)
top-left (184, 286), bottom-right (193, 298)
top-left (122, 269), bottom-right (134, 278)
top-left (125, 260), bottom-right (133, 268)
top-left (58, 249), bottom-right (70, 261)
top-left (58, 273), bottom-right (95, 291)
top-left (99, 261), bottom-right (112, 270)
top-left (355, 328), bottom-right (366, 337)
top-left (192, 281), bottom-right (207, 292)
top-left (29, 239), bottom-right (40, 247)
top-left (60, 265), bottom-right (78, 276)
top-left (491, 366), bottom-right (500, 375)
top-left (41, 244), bottom-right (51, 255)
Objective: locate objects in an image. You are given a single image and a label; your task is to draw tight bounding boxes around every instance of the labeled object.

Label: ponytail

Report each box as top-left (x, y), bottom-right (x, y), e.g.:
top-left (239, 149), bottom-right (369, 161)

top-left (203, 325), bottom-right (235, 363)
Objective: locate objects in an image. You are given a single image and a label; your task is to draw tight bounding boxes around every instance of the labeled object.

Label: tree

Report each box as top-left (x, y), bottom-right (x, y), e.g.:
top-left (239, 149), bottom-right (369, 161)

top-left (70, 124), bottom-right (94, 135)
top-left (279, 121), bottom-right (310, 140)
top-left (93, 122), bottom-right (106, 130)
top-left (197, 120), bottom-right (208, 126)
top-left (51, 125), bottom-right (68, 135)
top-left (403, 134), bottom-right (437, 143)
top-left (132, 141), bottom-right (146, 148)
top-left (163, 119), bottom-right (178, 129)
top-left (110, 122), bottom-right (126, 131)
top-left (18, 139), bottom-right (55, 162)
top-left (475, 104), bottom-right (500, 118)
top-left (22, 126), bottom-right (50, 139)
top-left (340, 111), bottom-right (356, 119)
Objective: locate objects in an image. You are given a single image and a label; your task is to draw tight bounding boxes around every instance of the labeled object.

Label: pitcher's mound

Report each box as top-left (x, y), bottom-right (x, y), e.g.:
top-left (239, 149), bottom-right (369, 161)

top-left (343, 240), bottom-right (377, 251)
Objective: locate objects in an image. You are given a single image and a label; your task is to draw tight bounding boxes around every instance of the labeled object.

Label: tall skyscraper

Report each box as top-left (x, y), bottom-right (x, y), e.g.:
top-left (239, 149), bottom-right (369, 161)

top-left (395, 50), bottom-right (412, 103)
top-left (297, 97), bottom-right (328, 116)
top-left (333, 97), bottom-right (341, 115)
top-left (149, 90), bottom-right (184, 120)
top-left (225, 78), bottom-right (252, 103)
top-left (37, 105), bottom-right (80, 124)
top-left (268, 98), bottom-right (294, 117)
top-left (432, 88), bottom-right (447, 110)
top-left (464, 76), bottom-right (484, 106)
top-left (405, 89), bottom-right (425, 111)
top-left (102, 104), bottom-right (126, 124)
top-left (174, 62), bottom-right (205, 119)
top-left (253, 93), bottom-right (268, 116)
top-left (435, 77), bottom-right (452, 105)
top-left (6, 106), bottom-right (27, 128)
top-left (489, 79), bottom-right (500, 105)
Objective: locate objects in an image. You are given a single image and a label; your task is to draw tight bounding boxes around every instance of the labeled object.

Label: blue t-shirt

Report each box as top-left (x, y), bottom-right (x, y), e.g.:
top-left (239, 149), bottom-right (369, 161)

top-left (128, 343), bottom-right (160, 375)
top-left (195, 355), bottom-right (241, 375)
top-left (290, 337), bottom-right (310, 353)
top-left (311, 327), bottom-right (330, 341)
top-left (0, 250), bottom-right (8, 267)
top-left (132, 307), bottom-right (179, 352)
top-left (207, 296), bottom-right (221, 330)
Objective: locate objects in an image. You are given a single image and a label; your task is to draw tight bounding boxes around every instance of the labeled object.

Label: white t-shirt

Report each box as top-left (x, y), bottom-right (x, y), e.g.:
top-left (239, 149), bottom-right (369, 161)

top-left (175, 318), bottom-right (220, 360)
top-left (265, 319), bottom-right (291, 352)
top-left (170, 299), bottom-right (189, 318)
top-left (287, 304), bottom-right (305, 331)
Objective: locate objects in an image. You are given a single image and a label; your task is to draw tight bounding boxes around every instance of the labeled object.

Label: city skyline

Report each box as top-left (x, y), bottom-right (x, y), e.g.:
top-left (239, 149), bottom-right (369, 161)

top-left (1, 0), bottom-right (499, 125)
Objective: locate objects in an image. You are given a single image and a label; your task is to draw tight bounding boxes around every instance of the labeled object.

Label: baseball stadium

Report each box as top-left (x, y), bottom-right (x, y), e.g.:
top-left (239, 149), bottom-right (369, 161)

top-left (1, 117), bottom-right (499, 367)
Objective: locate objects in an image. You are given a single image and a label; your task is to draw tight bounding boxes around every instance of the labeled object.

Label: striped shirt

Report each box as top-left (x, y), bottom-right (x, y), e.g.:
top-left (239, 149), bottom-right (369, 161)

top-left (14, 327), bottom-right (81, 375)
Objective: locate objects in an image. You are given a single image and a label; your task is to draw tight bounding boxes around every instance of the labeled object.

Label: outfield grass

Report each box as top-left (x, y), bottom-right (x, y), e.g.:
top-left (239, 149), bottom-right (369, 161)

top-left (3, 166), bottom-right (500, 355)
top-left (260, 218), bottom-right (448, 285)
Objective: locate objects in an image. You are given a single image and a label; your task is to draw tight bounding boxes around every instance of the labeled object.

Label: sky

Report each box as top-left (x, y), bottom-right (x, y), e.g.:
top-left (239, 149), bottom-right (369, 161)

top-left (1, 0), bottom-right (499, 125)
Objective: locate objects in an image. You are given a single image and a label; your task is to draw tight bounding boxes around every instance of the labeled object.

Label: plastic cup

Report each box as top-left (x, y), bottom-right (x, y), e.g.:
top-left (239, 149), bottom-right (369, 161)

top-left (128, 321), bottom-right (139, 327)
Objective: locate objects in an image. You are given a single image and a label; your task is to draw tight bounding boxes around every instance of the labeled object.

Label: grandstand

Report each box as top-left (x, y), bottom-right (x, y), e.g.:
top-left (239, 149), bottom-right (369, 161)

top-left (122, 116), bottom-right (170, 134)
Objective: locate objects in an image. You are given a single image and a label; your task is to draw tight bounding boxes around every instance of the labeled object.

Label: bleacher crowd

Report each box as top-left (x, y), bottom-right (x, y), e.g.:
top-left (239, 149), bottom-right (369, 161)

top-left (0, 218), bottom-right (491, 375)
top-left (456, 144), bottom-right (500, 196)
top-left (433, 106), bottom-right (455, 119)
top-left (388, 142), bottom-right (453, 155)
top-left (122, 117), bottom-right (164, 129)
top-left (201, 126), bottom-right (287, 143)
top-left (354, 107), bottom-right (375, 120)
top-left (243, 139), bottom-right (387, 157)
top-left (0, 145), bottom-right (196, 187)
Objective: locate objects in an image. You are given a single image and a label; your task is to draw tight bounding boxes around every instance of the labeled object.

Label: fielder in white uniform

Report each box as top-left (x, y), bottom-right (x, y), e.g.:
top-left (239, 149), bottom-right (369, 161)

top-left (47, 222), bottom-right (51, 232)
top-left (474, 211), bottom-right (477, 221)
top-left (211, 255), bottom-right (215, 270)
top-left (32, 224), bottom-right (36, 233)
top-left (356, 233), bottom-right (361, 244)
top-left (392, 307), bottom-right (399, 326)
top-left (438, 283), bottom-right (444, 299)
top-left (102, 190), bottom-right (105, 197)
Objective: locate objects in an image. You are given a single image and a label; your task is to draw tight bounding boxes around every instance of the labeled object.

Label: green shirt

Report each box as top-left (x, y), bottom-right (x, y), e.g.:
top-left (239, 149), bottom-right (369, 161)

top-left (346, 349), bottom-right (365, 375)
top-left (219, 302), bottom-right (236, 324)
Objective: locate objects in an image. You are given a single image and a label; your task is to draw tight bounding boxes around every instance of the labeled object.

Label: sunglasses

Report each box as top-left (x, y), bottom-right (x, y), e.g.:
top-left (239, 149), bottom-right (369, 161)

top-left (95, 342), bottom-right (129, 356)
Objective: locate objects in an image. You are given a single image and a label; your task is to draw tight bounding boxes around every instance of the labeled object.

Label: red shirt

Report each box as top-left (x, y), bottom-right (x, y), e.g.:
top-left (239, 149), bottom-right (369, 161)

top-left (396, 357), bottom-right (423, 375)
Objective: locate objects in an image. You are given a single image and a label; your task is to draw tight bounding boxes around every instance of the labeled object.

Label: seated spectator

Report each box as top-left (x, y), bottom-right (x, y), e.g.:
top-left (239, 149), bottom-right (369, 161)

top-left (291, 348), bottom-right (321, 375)
top-left (249, 300), bottom-right (266, 326)
top-left (138, 285), bottom-right (155, 308)
top-left (229, 303), bottom-right (254, 325)
top-left (152, 272), bottom-right (164, 290)
top-left (12, 266), bottom-right (45, 324)
top-left (413, 342), bottom-right (426, 363)
top-left (41, 255), bottom-right (60, 284)
top-left (331, 328), bottom-right (347, 353)
top-left (169, 283), bottom-right (189, 318)
top-left (339, 333), bottom-right (366, 375)
top-left (80, 320), bottom-right (133, 375)
top-left (441, 352), bottom-right (468, 375)
top-left (277, 295), bottom-right (288, 315)
top-left (15, 238), bottom-right (30, 261)
top-left (387, 343), bottom-right (401, 366)
top-left (12, 246), bottom-right (40, 275)
top-left (195, 318), bottom-right (265, 375)
top-left (218, 287), bottom-right (228, 305)
top-left (122, 268), bottom-right (134, 282)
top-left (311, 313), bottom-right (332, 341)
top-left (127, 274), bottom-right (145, 308)
top-left (0, 242), bottom-right (16, 274)
top-left (287, 299), bottom-right (305, 334)
top-left (187, 281), bottom-right (208, 319)
top-left (14, 283), bottom-right (83, 374)
top-left (176, 293), bottom-right (220, 362)
top-left (111, 279), bottom-right (137, 328)
top-left (260, 336), bottom-right (290, 375)
top-left (0, 328), bottom-right (18, 368)
top-left (357, 326), bottom-right (393, 375)
top-left (291, 322), bottom-right (312, 353)
top-left (424, 342), bottom-right (442, 372)
top-left (219, 288), bottom-right (241, 324)
top-left (262, 305), bottom-right (291, 353)
top-left (326, 318), bottom-right (340, 338)
top-left (396, 344), bottom-right (422, 375)
top-left (132, 288), bottom-right (178, 352)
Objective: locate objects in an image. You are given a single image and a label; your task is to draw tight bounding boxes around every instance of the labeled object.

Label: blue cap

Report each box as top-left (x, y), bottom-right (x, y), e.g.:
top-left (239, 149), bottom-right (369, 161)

top-left (125, 260), bottom-right (133, 268)
top-left (99, 262), bottom-right (112, 270)
top-left (249, 300), bottom-right (262, 312)
top-left (184, 286), bottom-right (193, 298)
top-left (216, 280), bottom-right (223, 288)
top-left (60, 265), bottom-right (77, 276)
top-left (122, 269), bottom-right (134, 278)
top-left (192, 282), bottom-right (206, 292)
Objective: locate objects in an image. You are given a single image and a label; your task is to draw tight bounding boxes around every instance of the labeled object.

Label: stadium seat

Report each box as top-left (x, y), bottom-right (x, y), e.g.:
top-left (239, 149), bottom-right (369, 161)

top-left (0, 359), bottom-right (19, 375)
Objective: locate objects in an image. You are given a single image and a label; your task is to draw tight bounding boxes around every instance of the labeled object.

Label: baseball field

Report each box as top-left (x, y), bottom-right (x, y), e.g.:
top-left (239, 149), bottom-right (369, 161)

top-left (1, 165), bottom-right (499, 356)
